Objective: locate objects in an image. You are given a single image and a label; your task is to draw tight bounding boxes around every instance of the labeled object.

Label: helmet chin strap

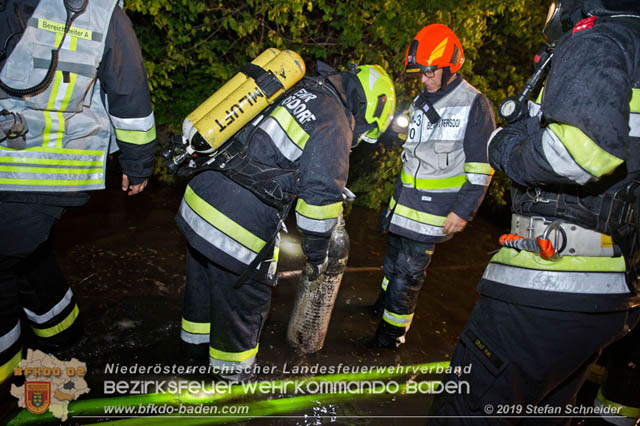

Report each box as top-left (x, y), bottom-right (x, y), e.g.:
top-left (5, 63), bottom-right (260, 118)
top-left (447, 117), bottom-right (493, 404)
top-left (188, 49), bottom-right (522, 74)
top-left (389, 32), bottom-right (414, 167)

top-left (440, 67), bottom-right (452, 90)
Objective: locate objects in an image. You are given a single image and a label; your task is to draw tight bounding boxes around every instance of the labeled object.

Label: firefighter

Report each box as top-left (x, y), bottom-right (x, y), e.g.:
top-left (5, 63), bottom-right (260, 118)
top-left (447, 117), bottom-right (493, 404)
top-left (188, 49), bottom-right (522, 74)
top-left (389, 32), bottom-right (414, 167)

top-left (0, 0), bottom-right (156, 384)
top-left (429, 0), bottom-right (640, 423)
top-left (370, 24), bottom-right (496, 348)
top-left (176, 61), bottom-right (396, 381)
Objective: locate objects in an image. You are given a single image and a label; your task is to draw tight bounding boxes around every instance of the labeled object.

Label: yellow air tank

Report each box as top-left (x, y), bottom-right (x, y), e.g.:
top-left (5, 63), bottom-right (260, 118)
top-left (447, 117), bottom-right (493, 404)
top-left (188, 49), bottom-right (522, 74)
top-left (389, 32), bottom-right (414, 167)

top-left (182, 49), bottom-right (306, 154)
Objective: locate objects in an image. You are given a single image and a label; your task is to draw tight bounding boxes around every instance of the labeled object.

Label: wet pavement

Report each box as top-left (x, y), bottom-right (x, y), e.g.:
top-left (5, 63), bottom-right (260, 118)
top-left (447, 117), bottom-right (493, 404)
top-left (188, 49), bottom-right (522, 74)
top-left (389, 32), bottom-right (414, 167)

top-left (2, 171), bottom-right (509, 425)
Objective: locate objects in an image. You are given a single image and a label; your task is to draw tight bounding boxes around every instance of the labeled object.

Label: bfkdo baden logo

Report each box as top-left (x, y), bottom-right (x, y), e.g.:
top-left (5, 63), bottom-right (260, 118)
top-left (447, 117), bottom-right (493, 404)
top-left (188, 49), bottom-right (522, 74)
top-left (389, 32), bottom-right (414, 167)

top-left (10, 349), bottom-right (90, 421)
top-left (25, 382), bottom-right (51, 414)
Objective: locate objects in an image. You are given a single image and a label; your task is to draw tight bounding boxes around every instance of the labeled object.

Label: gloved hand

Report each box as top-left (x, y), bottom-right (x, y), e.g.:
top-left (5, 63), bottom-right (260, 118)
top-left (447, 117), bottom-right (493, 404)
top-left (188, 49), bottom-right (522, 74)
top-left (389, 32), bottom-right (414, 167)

top-left (488, 117), bottom-right (534, 172)
top-left (304, 256), bottom-right (329, 281)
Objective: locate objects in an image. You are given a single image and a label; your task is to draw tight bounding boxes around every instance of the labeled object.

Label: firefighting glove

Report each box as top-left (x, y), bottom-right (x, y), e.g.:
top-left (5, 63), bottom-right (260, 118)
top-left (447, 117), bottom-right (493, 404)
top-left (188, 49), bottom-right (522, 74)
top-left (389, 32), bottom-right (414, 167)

top-left (301, 232), bottom-right (330, 280)
top-left (488, 116), bottom-right (536, 172)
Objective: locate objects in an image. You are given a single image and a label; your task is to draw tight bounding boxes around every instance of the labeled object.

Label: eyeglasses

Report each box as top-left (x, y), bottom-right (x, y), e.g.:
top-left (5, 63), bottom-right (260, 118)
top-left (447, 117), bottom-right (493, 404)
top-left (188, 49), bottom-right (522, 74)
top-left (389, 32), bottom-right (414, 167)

top-left (421, 69), bottom-right (437, 78)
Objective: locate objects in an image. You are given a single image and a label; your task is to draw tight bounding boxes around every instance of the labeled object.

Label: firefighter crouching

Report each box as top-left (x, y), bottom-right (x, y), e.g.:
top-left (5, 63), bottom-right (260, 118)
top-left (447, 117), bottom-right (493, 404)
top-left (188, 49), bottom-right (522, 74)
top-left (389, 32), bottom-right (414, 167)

top-left (176, 61), bottom-right (396, 381)
top-left (0, 0), bottom-right (156, 385)
top-left (429, 0), bottom-right (640, 423)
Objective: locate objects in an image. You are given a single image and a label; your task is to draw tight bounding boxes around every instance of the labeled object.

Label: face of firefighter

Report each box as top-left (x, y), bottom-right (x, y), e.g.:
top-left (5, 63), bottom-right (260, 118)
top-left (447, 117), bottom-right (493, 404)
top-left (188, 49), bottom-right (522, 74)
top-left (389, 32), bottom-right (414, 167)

top-left (421, 68), bottom-right (443, 93)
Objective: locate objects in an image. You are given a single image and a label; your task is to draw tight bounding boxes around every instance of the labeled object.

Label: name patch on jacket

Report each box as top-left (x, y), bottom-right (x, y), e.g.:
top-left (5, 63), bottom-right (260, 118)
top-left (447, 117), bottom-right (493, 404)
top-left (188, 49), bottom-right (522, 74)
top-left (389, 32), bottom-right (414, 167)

top-left (408, 106), bottom-right (469, 143)
top-left (281, 89), bottom-right (317, 124)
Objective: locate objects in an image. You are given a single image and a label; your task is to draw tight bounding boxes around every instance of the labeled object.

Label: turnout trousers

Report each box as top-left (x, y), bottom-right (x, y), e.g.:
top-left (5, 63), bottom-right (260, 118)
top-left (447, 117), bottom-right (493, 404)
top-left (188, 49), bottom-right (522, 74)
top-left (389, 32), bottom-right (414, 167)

top-left (0, 202), bottom-right (81, 383)
top-left (374, 232), bottom-right (435, 344)
top-left (428, 296), bottom-right (640, 426)
top-left (180, 246), bottom-right (272, 381)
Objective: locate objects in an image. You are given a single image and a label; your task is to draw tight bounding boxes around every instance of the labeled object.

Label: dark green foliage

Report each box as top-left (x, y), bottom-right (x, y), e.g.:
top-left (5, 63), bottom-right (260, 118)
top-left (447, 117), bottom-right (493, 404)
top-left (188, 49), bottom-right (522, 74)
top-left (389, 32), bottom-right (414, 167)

top-left (124, 0), bottom-right (548, 203)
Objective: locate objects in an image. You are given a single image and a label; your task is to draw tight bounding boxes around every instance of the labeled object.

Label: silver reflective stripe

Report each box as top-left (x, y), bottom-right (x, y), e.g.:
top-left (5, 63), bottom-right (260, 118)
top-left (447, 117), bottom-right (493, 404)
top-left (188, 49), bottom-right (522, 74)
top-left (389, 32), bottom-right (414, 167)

top-left (295, 212), bottom-right (337, 234)
top-left (179, 199), bottom-right (257, 265)
top-left (4, 170), bottom-right (103, 180)
top-left (180, 330), bottom-right (209, 345)
top-left (259, 117), bottom-right (302, 162)
top-left (209, 355), bottom-right (256, 379)
top-left (630, 113), bottom-right (640, 138)
top-left (0, 321), bottom-right (20, 352)
top-left (110, 112), bottom-right (156, 132)
top-left (483, 263), bottom-right (629, 294)
top-left (23, 288), bottom-right (73, 325)
top-left (465, 173), bottom-right (492, 186)
top-left (383, 310), bottom-right (412, 326)
top-left (32, 58), bottom-right (95, 77)
top-left (541, 127), bottom-right (592, 185)
top-left (0, 148), bottom-right (103, 163)
top-left (390, 214), bottom-right (445, 237)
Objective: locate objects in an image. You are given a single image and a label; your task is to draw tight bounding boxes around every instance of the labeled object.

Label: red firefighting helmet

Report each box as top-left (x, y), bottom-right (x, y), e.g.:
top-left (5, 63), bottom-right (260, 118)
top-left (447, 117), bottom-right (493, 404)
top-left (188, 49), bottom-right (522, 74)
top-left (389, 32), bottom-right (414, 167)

top-left (405, 24), bottom-right (465, 75)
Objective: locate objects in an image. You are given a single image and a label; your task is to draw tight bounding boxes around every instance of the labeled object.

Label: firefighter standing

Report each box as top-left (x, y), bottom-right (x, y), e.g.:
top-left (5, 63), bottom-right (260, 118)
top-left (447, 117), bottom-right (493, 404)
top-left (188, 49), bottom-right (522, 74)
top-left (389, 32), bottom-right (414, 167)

top-left (371, 24), bottom-right (496, 348)
top-left (429, 0), bottom-right (640, 423)
top-left (176, 61), bottom-right (395, 381)
top-left (0, 0), bottom-right (156, 384)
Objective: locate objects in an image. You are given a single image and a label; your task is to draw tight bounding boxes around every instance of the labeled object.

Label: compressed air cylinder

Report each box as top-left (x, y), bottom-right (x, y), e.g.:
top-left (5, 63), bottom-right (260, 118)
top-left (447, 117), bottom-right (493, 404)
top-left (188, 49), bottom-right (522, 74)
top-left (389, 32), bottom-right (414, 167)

top-left (182, 49), bottom-right (306, 153)
top-left (287, 213), bottom-right (350, 354)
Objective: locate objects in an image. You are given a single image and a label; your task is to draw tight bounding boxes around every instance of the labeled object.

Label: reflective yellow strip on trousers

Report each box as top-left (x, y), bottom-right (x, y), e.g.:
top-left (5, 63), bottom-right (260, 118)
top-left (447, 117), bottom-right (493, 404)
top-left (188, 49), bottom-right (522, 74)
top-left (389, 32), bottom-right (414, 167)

top-left (0, 349), bottom-right (22, 383)
top-left (31, 305), bottom-right (79, 338)
top-left (209, 344), bottom-right (259, 362)
top-left (181, 318), bottom-right (210, 335)
top-left (390, 197), bottom-right (446, 226)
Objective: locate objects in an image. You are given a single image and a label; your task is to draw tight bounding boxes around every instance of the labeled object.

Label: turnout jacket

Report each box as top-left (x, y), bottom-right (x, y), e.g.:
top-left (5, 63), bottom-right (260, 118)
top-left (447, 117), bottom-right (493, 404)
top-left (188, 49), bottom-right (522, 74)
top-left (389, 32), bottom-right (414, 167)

top-left (176, 66), bottom-right (354, 277)
top-left (0, 0), bottom-right (156, 206)
top-left (486, 14), bottom-right (640, 312)
top-left (384, 76), bottom-right (495, 243)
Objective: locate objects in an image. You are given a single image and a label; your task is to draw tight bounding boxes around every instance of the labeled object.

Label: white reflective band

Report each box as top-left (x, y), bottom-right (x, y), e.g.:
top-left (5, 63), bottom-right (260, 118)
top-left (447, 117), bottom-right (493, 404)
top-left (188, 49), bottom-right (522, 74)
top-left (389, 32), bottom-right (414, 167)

top-left (259, 117), bottom-right (302, 162)
top-left (483, 263), bottom-right (629, 294)
top-left (0, 147), bottom-right (104, 163)
top-left (465, 173), bottom-right (492, 186)
top-left (383, 310), bottom-right (412, 325)
top-left (390, 214), bottom-right (445, 237)
top-left (0, 322), bottom-right (20, 352)
top-left (295, 213), bottom-right (337, 234)
top-left (179, 199), bottom-right (257, 265)
top-left (180, 330), bottom-right (209, 345)
top-left (23, 288), bottom-right (73, 325)
top-left (630, 113), bottom-right (640, 138)
top-left (110, 112), bottom-right (155, 132)
top-left (209, 354), bottom-right (256, 376)
top-left (541, 127), bottom-right (593, 185)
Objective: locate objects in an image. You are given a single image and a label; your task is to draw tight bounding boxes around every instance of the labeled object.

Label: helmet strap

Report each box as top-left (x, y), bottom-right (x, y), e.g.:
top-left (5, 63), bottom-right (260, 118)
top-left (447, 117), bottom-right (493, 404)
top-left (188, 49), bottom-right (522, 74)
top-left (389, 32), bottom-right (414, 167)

top-left (440, 67), bottom-right (452, 90)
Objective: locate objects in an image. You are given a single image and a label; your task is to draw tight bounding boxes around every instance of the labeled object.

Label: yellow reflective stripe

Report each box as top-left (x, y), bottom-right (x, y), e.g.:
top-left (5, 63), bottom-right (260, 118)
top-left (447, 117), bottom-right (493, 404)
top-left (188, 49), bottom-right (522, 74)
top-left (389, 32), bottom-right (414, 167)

top-left (273, 245), bottom-right (280, 262)
top-left (491, 248), bottom-right (626, 272)
top-left (401, 168), bottom-right (466, 190)
top-left (548, 123), bottom-right (623, 177)
top-left (115, 125), bottom-right (157, 145)
top-left (184, 186), bottom-right (266, 254)
top-left (392, 200), bottom-right (446, 226)
top-left (0, 156), bottom-right (102, 166)
top-left (0, 349), bottom-right (21, 383)
top-left (0, 178), bottom-right (102, 186)
top-left (464, 162), bottom-right (494, 175)
top-left (0, 166), bottom-right (102, 174)
top-left (295, 198), bottom-right (342, 220)
top-left (60, 73), bottom-right (77, 111)
top-left (69, 36), bottom-right (78, 51)
top-left (536, 88), bottom-right (544, 103)
top-left (47, 71), bottom-right (63, 110)
top-left (181, 318), bottom-right (210, 335)
top-left (43, 112), bottom-right (53, 148)
top-left (209, 344), bottom-right (259, 362)
top-left (383, 309), bottom-right (414, 327)
top-left (0, 146), bottom-right (104, 155)
top-left (381, 276), bottom-right (388, 291)
top-left (31, 305), bottom-right (79, 338)
top-left (54, 32), bottom-right (63, 48)
top-left (55, 112), bottom-right (64, 148)
top-left (630, 88), bottom-right (640, 113)
top-left (597, 388), bottom-right (640, 418)
top-left (271, 106), bottom-right (309, 150)
top-left (42, 72), bottom-right (63, 147)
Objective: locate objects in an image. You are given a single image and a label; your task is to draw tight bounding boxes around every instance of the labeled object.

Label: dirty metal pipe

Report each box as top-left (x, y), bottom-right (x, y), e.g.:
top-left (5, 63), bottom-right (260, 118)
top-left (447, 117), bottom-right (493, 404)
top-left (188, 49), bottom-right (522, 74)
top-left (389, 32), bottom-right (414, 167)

top-left (287, 213), bottom-right (349, 353)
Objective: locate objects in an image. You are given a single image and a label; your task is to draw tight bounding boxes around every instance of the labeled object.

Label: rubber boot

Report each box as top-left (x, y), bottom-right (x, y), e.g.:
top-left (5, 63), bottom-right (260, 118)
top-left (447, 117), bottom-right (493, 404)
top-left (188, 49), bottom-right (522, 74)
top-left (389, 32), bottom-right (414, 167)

top-left (367, 320), bottom-right (405, 349)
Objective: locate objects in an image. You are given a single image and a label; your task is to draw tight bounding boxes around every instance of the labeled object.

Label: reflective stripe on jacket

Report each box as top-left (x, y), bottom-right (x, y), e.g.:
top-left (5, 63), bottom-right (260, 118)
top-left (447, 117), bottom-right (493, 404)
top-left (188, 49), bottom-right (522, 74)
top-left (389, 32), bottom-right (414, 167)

top-left (0, 0), bottom-right (117, 191)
